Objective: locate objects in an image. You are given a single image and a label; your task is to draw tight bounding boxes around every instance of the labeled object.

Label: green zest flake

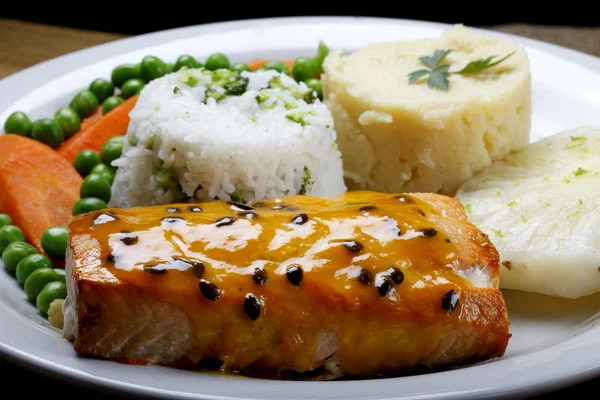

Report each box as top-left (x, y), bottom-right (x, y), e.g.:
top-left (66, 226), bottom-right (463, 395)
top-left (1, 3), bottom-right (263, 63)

top-left (538, 157), bottom-right (545, 163)
top-left (229, 191), bottom-right (246, 204)
top-left (477, 178), bottom-right (490, 187)
top-left (146, 134), bottom-right (156, 150)
top-left (508, 201), bottom-right (517, 207)
top-left (565, 136), bottom-right (588, 150)
top-left (521, 215), bottom-right (528, 223)
top-left (267, 76), bottom-right (314, 104)
top-left (567, 211), bottom-right (582, 219)
top-left (223, 76), bottom-right (249, 95)
top-left (543, 177), bottom-right (550, 182)
top-left (183, 75), bottom-right (202, 87)
top-left (263, 102), bottom-right (279, 110)
top-left (285, 102), bottom-right (296, 110)
top-left (408, 49), bottom-right (514, 90)
top-left (286, 111), bottom-right (308, 126)
top-left (573, 167), bottom-right (588, 176)
top-left (256, 92), bottom-right (270, 104)
top-left (496, 191), bottom-right (502, 196)
top-left (268, 76), bottom-right (285, 89)
top-left (249, 115), bottom-right (257, 122)
top-left (205, 88), bottom-right (227, 103)
top-left (510, 148), bottom-right (524, 154)
top-left (299, 166), bottom-right (314, 195)
top-left (173, 86), bottom-right (180, 94)
top-left (579, 199), bottom-right (584, 205)
top-left (464, 204), bottom-right (472, 214)
top-left (154, 106), bottom-right (160, 111)
top-left (332, 143), bottom-right (339, 150)
top-left (563, 177), bottom-right (571, 184)
top-left (492, 229), bottom-right (505, 238)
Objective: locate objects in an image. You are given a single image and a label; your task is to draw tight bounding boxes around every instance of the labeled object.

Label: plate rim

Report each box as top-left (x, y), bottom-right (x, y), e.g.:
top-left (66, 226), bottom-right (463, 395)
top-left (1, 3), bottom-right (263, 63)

top-left (2, 15), bottom-right (600, 400)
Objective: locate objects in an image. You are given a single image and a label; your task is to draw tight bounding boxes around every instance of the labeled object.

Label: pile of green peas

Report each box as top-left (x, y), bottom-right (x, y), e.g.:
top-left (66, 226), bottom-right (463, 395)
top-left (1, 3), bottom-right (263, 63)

top-left (72, 135), bottom-right (125, 215)
top-left (3, 41), bottom-right (329, 147)
top-left (0, 214), bottom-right (69, 317)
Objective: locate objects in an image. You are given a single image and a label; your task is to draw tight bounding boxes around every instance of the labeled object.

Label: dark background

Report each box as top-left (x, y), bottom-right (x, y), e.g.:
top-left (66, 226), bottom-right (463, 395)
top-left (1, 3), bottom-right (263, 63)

top-left (1, 5), bottom-right (599, 35)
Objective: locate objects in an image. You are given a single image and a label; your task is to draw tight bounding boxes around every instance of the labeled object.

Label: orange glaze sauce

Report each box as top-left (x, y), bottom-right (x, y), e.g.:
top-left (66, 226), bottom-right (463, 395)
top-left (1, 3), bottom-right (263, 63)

top-left (69, 191), bottom-right (473, 376)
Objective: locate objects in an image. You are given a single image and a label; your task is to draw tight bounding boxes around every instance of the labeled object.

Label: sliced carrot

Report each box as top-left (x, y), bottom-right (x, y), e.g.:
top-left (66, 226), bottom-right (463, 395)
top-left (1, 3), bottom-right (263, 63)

top-left (58, 95), bottom-right (138, 164)
top-left (249, 59), bottom-right (294, 73)
top-left (79, 106), bottom-right (103, 132)
top-left (0, 135), bottom-right (82, 267)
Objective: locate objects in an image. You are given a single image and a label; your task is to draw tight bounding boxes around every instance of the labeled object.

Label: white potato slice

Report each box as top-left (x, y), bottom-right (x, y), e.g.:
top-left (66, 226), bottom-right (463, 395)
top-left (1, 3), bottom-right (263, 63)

top-left (456, 126), bottom-right (600, 299)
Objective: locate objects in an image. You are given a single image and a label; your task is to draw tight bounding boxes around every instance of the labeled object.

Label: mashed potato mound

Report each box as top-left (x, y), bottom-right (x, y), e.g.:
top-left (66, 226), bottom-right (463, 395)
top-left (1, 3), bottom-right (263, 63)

top-left (322, 24), bottom-right (531, 195)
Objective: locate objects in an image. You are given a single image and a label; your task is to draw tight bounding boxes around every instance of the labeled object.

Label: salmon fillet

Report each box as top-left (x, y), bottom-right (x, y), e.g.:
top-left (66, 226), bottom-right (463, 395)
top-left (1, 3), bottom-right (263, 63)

top-left (62, 191), bottom-right (510, 379)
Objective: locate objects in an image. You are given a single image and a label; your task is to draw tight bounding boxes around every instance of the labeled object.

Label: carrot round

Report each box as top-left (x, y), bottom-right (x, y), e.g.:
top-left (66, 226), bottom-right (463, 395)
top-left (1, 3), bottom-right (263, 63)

top-left (57, 95), bottom-right (138, 164)
top-left (79, 106), bottom-right (103, 132)
top-left (0, 135), bottom-right (82, 266)
top-left (249, 59), bottom-right (294, 73)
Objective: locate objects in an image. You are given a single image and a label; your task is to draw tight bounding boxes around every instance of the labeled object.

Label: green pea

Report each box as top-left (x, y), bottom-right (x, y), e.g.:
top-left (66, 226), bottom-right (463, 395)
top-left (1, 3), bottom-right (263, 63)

top-left (305, 78), bottom-right (323, 101)
top-left (205, 53), bottom-right (230, 71)
top-left (4, 111), bottom-right (32, 136)
top-left (16, 253), bottom-right (52, 285)
top-left (0, 214), bottom-right (11, 227)
top-left (69, 90), bottom-right (99, 119)
top-left (54, 268), bottom-right (66, 283)
top-left (41, 226), bottom-right (69, 260)
top-left (0, 225), bottom-right (26, 253)
top-left (155, 169), bottom-right (175, 189)
top-left (80, 174), bottom-right (111, 203)
top-left (36, 281), bottom-right (67, 316)
top-left (90, 164), bottom-right (116, 185)
top-left (2, 241), bottom-right (37, 274)
top-left (230, 62), bottom-right (251, 73)
top-left (292, 57), bottom-right (319, 83)
top-left (102, 96), bottom-right (124, 115)
top-left (73, 150), bottom-right (102, 177)
top-left (141, 56), bottom-right (168, 82)
top-left (31, 118), bottom-right (64, 149)
top-left (108, 135), bottom-right (125, 144)
top-left (314, 40), bottom-right (329, 73)
top-left (261, 61), bottom-right (289, 74)
top-left (24, 267), bottom-right (59, 303)
top-left (100, 137), bottom-right (124, 165)
top-left (72, 197), bottom-right (108, 216)
top-left (121, 79), bottom-right (146, 99)
top-left (90, 163), bottom-right (116, 185)
top-left (54, 107), bottom-right (81, 138)
top-left (89, 78), bottom-right (115, 104)
top-left (111, 63), bottom-right (143, 88)
top-left (174, 55), bottom-right (198, 71)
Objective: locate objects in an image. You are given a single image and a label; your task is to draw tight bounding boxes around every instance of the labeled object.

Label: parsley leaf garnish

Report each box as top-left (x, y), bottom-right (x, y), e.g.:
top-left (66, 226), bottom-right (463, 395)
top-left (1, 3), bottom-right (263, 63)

top-left (419, 49), bottom-right (453, 69)
top-left (454, 52), bottom-right (515, 74)
top-left (428, 64), bottom-right (451, 90)
top-left (408, 49), bottom-right (514, 90)
top-left (408, 70), bottom-right (430, 84)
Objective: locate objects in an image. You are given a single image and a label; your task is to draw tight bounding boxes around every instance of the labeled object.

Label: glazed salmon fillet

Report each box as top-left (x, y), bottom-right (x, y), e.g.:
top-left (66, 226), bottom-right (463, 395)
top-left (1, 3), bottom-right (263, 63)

top-left (62, 191), bottom-right (510, 379)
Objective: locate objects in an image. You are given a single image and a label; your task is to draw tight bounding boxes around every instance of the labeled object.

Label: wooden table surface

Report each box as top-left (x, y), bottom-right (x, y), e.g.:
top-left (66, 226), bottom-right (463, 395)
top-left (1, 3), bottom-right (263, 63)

top-left (1, 17), bottom-right (600, 399)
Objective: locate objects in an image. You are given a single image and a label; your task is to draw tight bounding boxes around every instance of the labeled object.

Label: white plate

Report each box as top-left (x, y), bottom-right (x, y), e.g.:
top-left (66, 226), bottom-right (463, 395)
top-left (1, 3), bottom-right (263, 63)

top-left (1, 16), bottom-right (600, 400)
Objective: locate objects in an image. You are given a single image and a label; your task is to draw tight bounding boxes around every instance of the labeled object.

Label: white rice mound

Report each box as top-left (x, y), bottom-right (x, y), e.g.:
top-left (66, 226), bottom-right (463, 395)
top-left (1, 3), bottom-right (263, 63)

top-left (109, 68), bottom-right (346, 207)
